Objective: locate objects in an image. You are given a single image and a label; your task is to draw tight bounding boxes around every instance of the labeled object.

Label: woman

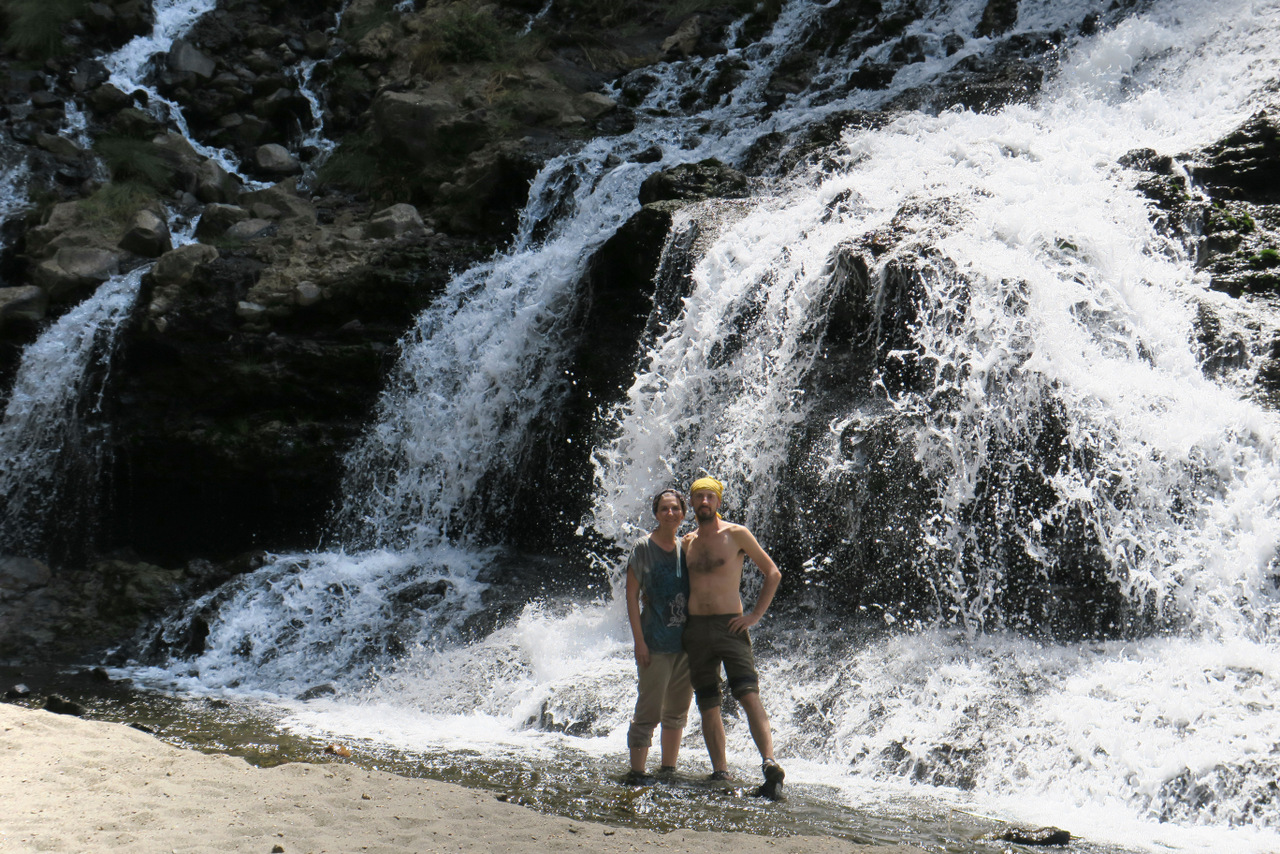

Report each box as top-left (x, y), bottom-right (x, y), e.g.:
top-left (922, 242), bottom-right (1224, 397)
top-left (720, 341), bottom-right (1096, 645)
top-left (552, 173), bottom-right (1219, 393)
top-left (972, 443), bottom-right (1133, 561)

top-left (624, 488), bottom-right (693, 783)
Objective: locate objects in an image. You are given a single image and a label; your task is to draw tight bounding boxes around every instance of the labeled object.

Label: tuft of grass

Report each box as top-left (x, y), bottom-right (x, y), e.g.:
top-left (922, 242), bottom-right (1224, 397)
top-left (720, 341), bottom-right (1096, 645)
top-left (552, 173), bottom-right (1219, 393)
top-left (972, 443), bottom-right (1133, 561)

top-left (1, 0), bottom-right (88, 59)
top-left (315, 132), bottom-right (417, 201)
top-left (410, 6), bottom-right (526, 74)
top-left (94, 136), bottom-right (174, 192)
top-left (78, 182), bottom-right (159, 229)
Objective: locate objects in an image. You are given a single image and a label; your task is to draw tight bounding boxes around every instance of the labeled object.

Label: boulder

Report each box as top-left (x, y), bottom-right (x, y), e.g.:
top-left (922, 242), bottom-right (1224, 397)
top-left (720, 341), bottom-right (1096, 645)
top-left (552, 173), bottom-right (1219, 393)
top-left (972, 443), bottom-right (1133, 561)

top-left (85, 82), bottom-right (133, 116)
top-left (0, 286), bottom-right (49, 329)
top-left (353, 21), bottom-right (398, 61)
top-left (0, 556), bottom-right (51, 599)
top-left (194, 203), bottom-right (250, 240)
top-left (119, 208), bottom-right (172, 257)
top-left (302, 31), bottom-right (329, 59)
top-left (371, 89), bottom-right (457, 157)
top-left (110, 106), bottom-right (164, 139)
top-left (35, 132), bottom-right (84, 162)
top-left (576, 93), bottom-right (617, 121)
top-left (25, 202), bottom-right (84, 257)
top-left (33, 247), bottom-right (121, 302)
top-left (295, 281), bottom-right (323, 306)
top-left (196, 159), bottom-right (242, 204)
top-left (151, 132), bottom-right (203, 192)
top-left (223, 218), bottom-right (276, 241)
top-left (239, 181), bottom-right (316, 224)
top-left (148, 243), bottom-right (219, 289)
top-left (168, 39), bottom-right (216, 78)
top-left (662, 16), bottom-right (702, 57)
top-left (366, 203), bottom-right (427, 239)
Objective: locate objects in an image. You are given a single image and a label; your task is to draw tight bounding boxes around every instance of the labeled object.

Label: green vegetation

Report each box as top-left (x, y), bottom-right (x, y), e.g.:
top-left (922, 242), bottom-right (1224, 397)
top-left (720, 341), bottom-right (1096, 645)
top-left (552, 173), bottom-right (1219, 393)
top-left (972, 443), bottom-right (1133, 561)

top-left (410, 7), bottom-right (544, 76)
top-left (94, 136), bottom-right (175, 192)
top-left (1248, 248), bottom-right (1280, 269)
top-left (79, 182), bottom-right (160, 229)
top-left (0, 0), bottom-right (88, 59)
top-left (1208, 202), bottom-right (1256, 234)
top-left (316, 131), bottom-right (417, 202)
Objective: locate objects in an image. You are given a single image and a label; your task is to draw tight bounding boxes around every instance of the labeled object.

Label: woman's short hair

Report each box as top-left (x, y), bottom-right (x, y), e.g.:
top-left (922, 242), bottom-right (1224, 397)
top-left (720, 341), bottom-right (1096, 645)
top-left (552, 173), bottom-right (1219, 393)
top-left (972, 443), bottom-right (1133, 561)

top-left (651, 488), bottom-right (688, 516)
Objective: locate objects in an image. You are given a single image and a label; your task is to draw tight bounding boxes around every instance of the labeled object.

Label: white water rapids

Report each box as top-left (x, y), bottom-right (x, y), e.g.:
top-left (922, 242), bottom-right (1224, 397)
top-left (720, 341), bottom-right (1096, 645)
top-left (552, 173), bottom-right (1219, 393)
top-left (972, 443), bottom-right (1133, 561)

top-left (114, 0), bottom-right (1280, 851)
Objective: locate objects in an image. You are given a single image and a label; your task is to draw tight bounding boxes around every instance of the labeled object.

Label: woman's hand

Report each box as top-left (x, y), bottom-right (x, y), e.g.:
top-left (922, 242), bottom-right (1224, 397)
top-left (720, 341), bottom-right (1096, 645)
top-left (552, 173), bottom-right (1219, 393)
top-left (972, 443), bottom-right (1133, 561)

top-left (634, 640), bottom-right (651, 668)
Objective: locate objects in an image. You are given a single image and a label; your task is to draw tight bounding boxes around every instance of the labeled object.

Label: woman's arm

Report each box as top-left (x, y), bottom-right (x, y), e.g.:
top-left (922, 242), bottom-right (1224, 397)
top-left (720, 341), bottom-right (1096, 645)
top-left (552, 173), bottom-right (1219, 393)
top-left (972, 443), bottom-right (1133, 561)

top-left (625, 565), bottom-right (650, 668)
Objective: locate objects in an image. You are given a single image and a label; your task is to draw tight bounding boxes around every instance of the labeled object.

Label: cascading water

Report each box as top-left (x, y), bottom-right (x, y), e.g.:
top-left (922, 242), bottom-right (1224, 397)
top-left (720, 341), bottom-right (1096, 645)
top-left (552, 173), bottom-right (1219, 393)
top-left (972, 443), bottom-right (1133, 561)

top-left (0, 267), bottom-right (149, 559)
top-left (126, 0), bottom-right (1280, 851)
top-left (0, 157), bottom-right (28, 284)
top-left (145, 0), bottom-right (831, 694)
top-left (100, 0), bottom-right (260, 182)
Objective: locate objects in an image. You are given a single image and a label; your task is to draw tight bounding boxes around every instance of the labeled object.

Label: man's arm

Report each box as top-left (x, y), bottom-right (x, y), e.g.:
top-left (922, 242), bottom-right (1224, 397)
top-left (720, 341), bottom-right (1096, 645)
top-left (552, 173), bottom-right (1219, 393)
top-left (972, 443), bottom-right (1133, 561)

top-left (625, 565), bottom-right (650, 667)
top-left (727, 527), bottom-right (781, 634)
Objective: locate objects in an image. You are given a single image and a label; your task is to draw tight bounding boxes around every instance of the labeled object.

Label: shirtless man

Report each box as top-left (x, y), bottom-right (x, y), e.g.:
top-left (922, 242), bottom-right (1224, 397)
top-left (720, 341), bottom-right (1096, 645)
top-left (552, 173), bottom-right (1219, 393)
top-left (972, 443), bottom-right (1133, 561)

top-left (681, 476), bottom-right (786, 799)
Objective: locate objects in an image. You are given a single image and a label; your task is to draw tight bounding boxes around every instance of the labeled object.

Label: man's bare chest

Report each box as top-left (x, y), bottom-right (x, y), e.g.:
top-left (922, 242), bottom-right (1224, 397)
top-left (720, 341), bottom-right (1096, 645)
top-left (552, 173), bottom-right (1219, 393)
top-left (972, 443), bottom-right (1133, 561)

top-left (686, 539), bottom-right (740, 576)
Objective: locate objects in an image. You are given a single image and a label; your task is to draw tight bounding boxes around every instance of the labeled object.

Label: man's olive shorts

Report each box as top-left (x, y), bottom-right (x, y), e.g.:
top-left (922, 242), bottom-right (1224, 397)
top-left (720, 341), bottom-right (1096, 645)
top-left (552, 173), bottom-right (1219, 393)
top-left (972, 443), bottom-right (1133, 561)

top-left (682, 614), bottom-right (760, 710)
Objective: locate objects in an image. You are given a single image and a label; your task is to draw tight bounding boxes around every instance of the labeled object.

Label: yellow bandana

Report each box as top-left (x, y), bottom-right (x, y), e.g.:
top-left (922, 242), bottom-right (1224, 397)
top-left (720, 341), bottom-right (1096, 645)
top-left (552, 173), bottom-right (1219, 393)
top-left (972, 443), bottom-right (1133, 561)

top-left (689, 476), bottom-right (724, 499)
top-left (689, 477), bottom-right (725, 518)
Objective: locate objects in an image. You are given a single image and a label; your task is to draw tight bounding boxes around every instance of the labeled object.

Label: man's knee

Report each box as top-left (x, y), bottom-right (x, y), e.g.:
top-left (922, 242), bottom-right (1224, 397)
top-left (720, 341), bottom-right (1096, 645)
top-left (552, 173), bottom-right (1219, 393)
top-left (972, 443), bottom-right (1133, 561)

top-left (627, 720), bottom-right (657, 748)
top-left (694, 682), bottom-right (722, 711)
top-left (728, 675), bottom-right (759, 700)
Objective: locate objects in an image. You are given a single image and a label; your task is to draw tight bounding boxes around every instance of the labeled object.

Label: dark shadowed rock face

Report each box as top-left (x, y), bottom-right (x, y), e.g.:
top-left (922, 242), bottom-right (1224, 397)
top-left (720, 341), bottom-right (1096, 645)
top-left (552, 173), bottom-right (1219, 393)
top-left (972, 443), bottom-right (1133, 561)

top-left (102, 228), bottom-right (489, 562)
top-left (1192, 111), bottom-right (1280, 204)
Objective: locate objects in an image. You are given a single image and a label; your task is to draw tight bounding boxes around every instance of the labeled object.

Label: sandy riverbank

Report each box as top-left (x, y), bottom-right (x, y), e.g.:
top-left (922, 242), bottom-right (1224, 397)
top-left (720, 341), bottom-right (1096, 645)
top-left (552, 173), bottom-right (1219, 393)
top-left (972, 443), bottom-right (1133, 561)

top-left (0, 704), bottom-right (924, 853)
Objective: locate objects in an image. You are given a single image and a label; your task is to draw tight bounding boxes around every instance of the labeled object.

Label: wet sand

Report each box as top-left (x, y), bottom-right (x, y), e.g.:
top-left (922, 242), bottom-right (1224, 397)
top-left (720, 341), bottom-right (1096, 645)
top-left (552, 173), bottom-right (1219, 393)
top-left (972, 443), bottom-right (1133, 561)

top-left (0, 703), bottom-right (924, 853)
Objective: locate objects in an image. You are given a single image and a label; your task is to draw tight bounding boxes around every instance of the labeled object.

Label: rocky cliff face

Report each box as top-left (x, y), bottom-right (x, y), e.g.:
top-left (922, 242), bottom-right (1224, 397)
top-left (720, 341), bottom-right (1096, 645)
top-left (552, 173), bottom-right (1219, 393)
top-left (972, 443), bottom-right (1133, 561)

top-left (2, 0), bottom-right (1280, 661)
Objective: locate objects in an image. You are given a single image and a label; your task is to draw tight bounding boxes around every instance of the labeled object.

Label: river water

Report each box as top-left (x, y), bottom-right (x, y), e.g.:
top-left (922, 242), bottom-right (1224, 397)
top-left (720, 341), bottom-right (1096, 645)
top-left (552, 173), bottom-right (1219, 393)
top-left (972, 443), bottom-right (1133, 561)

top-left (44, 0), bottom-right (1280, 850)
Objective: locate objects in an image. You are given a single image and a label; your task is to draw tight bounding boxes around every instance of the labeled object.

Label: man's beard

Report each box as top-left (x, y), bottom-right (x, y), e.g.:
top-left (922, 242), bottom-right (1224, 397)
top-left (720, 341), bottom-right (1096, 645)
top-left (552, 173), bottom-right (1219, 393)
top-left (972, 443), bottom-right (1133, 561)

top-left (695, 507), bottom-right (716, 522)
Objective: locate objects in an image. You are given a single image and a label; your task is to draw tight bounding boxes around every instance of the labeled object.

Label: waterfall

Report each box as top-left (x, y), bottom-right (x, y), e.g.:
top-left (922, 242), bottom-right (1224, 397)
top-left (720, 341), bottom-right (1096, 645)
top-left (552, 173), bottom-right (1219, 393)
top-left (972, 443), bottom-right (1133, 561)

top-left (0, 135), bottom-right (30, 285)
top-left (0, 268), bottom-right (147, 559)
top-left (100, 0), bottom-right (259, 182)
top-left (127, 0), bottom-right (1280, 849)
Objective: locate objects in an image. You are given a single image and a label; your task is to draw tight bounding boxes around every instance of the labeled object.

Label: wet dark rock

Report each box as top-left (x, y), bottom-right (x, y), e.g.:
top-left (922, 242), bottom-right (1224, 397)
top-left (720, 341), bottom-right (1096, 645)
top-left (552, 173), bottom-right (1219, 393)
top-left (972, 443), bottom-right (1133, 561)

top-left (890, 31), bottom-right (1062, 113)
top-left (974, 0), bottom-right (1019, 38)
top-left (1192, 111), bottom-right (1280, 204)
top-left (637, 159), bottom-right (749, 205)
top-left (1193, 301), bottom-right (1248, 379)
top-left (5, 683), bottom-right (31, 698)
top-left (296, 683), bottom-right (338, 701)
top-left (982, 826), bottom-right (1072, 846)
top-left (392, 579), bottom-right (451, 607)
top-left (741, 109), bottom-right (886, 178)
top-left (44, 695), bottom-right (85, 716)
top-left (497, 200), bottom-right (692, 552)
